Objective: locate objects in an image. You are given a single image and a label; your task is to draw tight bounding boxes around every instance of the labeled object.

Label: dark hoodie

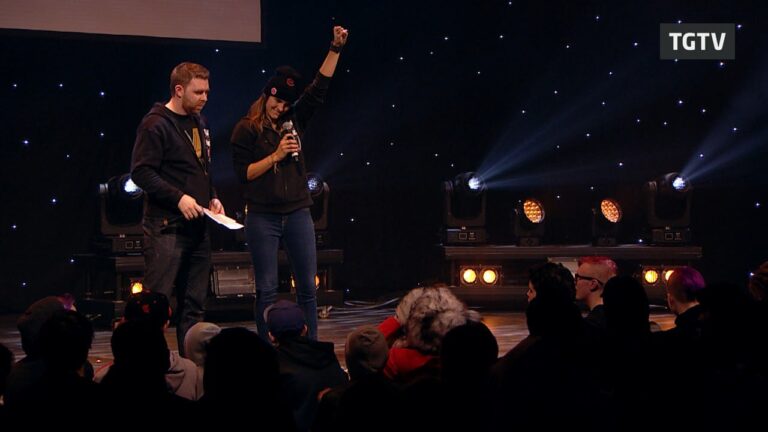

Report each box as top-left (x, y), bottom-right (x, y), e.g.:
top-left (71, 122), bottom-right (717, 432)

top-left (131, 103), bottom-right (216, 220)
top-left (275, 336), bottom-right (348, 432)
top-left (230, 72), bottom-right (330, 214)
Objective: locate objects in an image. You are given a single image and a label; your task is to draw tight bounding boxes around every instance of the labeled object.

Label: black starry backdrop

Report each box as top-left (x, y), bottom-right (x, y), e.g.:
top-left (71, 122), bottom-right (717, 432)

top-left (1, 0), bottom-right (766, 311)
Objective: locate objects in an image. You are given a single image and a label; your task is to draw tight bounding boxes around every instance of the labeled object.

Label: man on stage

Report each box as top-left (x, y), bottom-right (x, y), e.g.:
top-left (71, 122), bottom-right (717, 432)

top-left (131, 62), bottom-right (225, 354)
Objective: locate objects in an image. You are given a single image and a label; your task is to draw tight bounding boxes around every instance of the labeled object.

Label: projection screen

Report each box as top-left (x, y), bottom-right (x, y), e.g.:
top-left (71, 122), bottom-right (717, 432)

top-left (0, 0), bottom-right (261, 43)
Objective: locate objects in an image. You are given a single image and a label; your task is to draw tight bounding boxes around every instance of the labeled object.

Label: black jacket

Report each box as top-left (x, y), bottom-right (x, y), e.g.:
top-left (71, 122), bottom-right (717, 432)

top-left (131, 104), bottom-right (216, 220)
top-left (276, 336), bottom-right (349, 432)
top-left (231, 73), bottom-right (330, 214)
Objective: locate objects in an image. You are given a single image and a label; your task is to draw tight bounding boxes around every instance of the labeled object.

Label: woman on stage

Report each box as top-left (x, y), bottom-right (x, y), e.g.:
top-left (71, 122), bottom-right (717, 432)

top-left (231, 26), bottom-right (349, 340)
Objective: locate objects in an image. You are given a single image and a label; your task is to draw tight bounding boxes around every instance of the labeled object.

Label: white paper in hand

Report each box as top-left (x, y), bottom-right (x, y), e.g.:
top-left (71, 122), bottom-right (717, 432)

top-left (203, 208), bottom-right (244, 230)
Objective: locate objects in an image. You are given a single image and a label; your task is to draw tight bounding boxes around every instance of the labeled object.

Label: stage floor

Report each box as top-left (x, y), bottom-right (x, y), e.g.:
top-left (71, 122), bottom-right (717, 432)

top-left (0, 303), bottom-right (676, 369)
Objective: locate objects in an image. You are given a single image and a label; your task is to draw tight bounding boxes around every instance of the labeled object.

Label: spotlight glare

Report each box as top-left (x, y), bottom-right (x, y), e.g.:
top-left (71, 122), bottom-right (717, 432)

top-left (462, 268), bottom-right (478, 284)
top-left (600, 199), bottom-right (622, 223)
top-left (123, 178), bottom-right (140, 194)
top-left (130, 282), bottom-right (144, 294)
top-left (290, 275), bottom-right (321, 290)
top-left (664, 269), bottom-right (675, 282)
top-left (454, 172), bottom-right (485, 195)
top-left (306, 173), bottom-right (325, 198)
top-left (672, 176), bottom-right (687, 191)
top-left (468, 177), bottom-right (481, 191)
top-left (308, 177), bottom-right (320, 193)
top-left (644, 269), bottom-right (660, 284)
top-left (116, 174), bottom-right (144, 199)
top-left (523, 199), bottom-right (545, 224)
top-left (481, 269), bottom-right (498, 284)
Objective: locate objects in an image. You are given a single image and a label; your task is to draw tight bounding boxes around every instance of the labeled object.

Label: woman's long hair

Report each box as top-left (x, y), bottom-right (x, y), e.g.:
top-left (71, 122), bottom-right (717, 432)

top-left (246, 94), bottom-right (268, 134)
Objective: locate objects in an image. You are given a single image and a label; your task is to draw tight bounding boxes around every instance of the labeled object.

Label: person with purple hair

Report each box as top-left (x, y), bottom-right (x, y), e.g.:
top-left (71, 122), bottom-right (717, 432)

top-left (665, 266), bottom-right (706, 317)
top-left (653, 267), bottom-right (713, 428)
top-left (655, 266), bottom-right (708, 363)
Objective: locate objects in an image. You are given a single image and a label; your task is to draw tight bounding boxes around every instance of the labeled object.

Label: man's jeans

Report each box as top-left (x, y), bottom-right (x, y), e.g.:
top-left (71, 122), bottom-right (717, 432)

top-left (143, 216), bottom-right (210, 355)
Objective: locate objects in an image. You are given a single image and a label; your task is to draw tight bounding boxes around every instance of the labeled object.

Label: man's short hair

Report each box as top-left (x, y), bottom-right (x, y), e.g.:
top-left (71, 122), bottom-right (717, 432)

top-left (169, 62), bottom-right (210, 96)
top-left (577, 256), bottom-right (618, 276)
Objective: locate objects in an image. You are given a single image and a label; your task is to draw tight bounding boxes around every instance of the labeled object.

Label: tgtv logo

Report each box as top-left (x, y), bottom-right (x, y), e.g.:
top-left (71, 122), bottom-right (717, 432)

top-left (660, 23), bottom-right (735, 60)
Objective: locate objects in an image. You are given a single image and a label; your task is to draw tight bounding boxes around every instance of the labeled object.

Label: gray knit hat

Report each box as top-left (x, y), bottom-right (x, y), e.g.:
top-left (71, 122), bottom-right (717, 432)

top-left (345, 325), bottom-right (388, 379)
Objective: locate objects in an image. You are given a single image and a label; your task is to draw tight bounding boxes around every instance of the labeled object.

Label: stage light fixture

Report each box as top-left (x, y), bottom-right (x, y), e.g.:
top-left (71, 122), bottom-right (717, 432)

top-left (468, 176), bottom-right (483, 192)
top-left (122, 177), bottom-right (143, 198)
top-left (307, 173), bottom-right (324, 198)
top-left (523, 199), bottom-right (545, 223)
top-left (96, 174), bottom-right (144, 253)
top-left (643, 269), bottom-right (660, 284)
top-left (459, 265), bottom-right (501, 286)
top-left (99, 173), bottom-right (144, 202)
top-left (639, 265), bottom-right (684, 305)
top-left (664, 269), bottom-right (675, 282)
top-left (443, 172), bottom-right (487, 244)
top-left (289, 274), bottom-right (322, 290)
top-left (600, 199), bottom-right (622, 223)
top-left (672, 176), bottom-right (687, 191)
top-left (462, 268), bottom-right (478, 284)
top-left (644, 172), bottom-right (692, 244)
top-left (130, 281), bottom-right (144, 294)
top-left (513, 198), bottom-right (546, 246)
top-left (592, 198), bottom-right (623, 246)
top-left (307, 172), bottom-right (331, 247)
top-left (482, 268), bottom-right (498, 284)
top-left (640, 266), bottom-right (664, 304)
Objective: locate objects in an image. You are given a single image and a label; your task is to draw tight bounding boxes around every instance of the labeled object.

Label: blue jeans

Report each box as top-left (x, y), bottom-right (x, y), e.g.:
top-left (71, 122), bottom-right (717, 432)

top-left (143, 216), bottom-right (210, 356)
top-left (246, 208), bottom-right (318, 340)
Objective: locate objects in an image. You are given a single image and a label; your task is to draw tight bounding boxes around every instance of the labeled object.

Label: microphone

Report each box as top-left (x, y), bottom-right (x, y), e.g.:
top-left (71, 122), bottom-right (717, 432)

top-left (280, 120), bottom-right (301, 162)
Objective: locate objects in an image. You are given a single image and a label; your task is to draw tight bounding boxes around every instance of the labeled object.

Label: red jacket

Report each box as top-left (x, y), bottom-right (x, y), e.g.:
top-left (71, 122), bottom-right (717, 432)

top-left (378, 317), bottom-right (439, 383)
